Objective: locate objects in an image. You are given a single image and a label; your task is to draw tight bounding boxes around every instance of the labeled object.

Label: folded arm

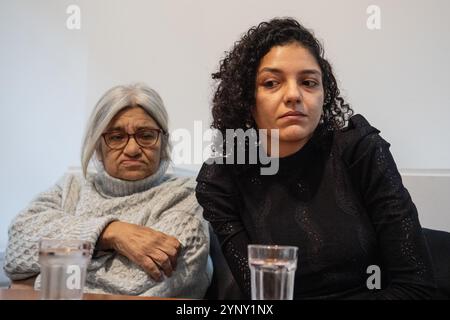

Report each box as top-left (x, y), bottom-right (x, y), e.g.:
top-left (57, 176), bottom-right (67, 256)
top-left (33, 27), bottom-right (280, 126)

top-left (3, 175), bottom-right (116, 280)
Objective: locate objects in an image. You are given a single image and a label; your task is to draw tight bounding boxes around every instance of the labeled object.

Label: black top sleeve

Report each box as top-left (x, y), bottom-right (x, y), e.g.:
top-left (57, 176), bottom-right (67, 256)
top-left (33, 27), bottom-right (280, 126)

top-left (196, 162), bottom-right (252, 298)
top-left (341, 116), bottom-right (436, 299)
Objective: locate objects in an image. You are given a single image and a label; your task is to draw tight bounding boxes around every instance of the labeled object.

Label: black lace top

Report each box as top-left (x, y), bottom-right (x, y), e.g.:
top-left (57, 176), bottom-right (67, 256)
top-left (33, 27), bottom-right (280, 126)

top-left (196, 114), bottom-right (436, 299)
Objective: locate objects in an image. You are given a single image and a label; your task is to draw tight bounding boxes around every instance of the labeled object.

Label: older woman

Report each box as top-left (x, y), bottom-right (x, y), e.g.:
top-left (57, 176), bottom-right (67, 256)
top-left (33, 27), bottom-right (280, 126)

top-left (196, 18), bottom-right (436, 299)
top-left (4, 83), bottom-right (211, 298)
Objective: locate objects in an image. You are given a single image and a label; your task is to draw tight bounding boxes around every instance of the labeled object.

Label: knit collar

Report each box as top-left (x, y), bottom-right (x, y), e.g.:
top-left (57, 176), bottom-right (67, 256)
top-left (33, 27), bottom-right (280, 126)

top-left (93, 159), bottom-right (169, 197)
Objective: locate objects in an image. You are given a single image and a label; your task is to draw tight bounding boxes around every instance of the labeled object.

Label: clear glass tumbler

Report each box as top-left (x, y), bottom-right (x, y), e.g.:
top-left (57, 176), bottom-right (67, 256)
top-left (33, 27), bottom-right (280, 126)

top-left (248, 244), bottom-right (298, 300)
top-left (38, 239), bottom-right (91, 300)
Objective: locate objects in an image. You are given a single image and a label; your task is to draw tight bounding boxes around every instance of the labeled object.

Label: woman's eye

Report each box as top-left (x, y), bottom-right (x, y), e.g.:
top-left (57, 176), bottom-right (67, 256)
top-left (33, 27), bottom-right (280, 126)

top-left (139, 131), bottom-right (157, 140)
top-left (263, 80), bottom-right (279, 88)
top-left (110, 134), bottom-right (125, 141)
top-left (303, 80), bottom-right (319, 88)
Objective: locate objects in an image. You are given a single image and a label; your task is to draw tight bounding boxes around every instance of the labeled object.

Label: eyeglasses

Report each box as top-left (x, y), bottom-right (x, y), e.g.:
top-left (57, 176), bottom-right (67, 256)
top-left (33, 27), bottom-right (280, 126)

top-left (102, 129), bottom-right (165, 150)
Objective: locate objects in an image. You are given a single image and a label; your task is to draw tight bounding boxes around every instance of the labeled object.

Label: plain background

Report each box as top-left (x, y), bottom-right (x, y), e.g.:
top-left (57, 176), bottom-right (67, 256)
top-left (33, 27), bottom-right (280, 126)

top-left (0, 0), bottom-right (449, 251)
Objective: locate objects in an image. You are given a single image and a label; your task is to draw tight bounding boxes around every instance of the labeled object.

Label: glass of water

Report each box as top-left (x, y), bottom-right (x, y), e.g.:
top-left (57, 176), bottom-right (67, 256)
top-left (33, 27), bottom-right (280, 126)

top-left (38, 239), bottom-right (91, 300)
top-left (248, 244), bottom-right (298, 300)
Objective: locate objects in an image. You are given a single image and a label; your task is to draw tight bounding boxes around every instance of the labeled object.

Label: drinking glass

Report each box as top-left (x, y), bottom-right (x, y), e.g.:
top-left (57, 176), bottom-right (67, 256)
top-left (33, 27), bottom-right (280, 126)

top-left (248, 244), bottom-right (298, 300)
top-left (38, 239), bottom-right (91, 300)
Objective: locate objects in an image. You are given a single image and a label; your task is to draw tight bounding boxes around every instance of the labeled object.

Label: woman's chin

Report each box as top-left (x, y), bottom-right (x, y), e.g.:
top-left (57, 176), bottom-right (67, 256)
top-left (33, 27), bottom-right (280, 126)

top-left (115, 170), bottom-right (153, 181)
top-left (279, 126), bottom-right (311, 142)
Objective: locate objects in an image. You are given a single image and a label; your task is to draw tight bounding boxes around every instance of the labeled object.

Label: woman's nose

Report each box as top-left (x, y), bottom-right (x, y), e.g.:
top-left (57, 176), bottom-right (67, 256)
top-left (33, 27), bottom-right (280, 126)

top-left (284, 80), bottom-right (302, 107)
top-left (123, 136), bottom-right (141, 156)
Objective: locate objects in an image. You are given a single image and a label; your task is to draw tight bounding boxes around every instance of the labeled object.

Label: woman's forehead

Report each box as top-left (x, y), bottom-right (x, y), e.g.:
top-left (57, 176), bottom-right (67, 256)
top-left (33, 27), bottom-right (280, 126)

top-left (258, 43), bottom-right (320, 73)
top-left (107, 107), bottom-right (157, 129)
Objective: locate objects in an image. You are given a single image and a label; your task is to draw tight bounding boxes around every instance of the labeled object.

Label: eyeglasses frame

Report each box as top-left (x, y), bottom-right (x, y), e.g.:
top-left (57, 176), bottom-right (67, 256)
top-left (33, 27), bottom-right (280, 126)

top-left (101, 128), bottom-right (166, 150)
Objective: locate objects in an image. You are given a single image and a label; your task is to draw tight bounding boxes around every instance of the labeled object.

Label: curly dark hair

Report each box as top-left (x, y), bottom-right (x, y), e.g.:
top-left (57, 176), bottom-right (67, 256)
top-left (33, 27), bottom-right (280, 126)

top-left (211, 17), bottom-right (353, 135)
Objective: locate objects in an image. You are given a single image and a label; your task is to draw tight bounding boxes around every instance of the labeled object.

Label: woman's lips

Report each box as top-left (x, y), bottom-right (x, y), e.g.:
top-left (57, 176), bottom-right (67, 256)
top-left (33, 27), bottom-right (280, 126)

top-left (279, 111), bottom-right (307, 118)
top-left (279, 111), bottom-right (307, 121)
top-left (121, 160), bottom-right (144, 166)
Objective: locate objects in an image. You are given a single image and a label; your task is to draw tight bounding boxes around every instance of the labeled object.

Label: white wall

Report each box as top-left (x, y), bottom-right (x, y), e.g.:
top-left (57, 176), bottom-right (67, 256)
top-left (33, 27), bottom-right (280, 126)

top-left (0, 0), bottom-right (88, 250)
top-left (1, 0), bottom-right (449, 250)
top-left (401, 170), bottom-right (450, 233)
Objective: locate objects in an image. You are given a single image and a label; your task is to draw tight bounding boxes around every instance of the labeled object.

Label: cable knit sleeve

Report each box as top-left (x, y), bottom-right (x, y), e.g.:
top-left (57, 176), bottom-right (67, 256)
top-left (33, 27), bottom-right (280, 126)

top-left (3, 174), bottom-right (117, 280)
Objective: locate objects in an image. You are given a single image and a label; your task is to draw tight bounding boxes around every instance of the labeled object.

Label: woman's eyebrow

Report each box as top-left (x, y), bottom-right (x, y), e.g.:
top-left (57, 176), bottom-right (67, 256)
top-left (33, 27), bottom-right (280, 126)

top-left (107, 125), bottom-right (155, 132)
top-left (135, 125), bottom-right (158, 130)
top-left (258, 67), bottom-right (282, 74)
top-left (258, 67), bottom-right (322, 76)
top-left (107, 126), bottom-right (124, 132)
top-left (300, 69), bottom-right (322, 76)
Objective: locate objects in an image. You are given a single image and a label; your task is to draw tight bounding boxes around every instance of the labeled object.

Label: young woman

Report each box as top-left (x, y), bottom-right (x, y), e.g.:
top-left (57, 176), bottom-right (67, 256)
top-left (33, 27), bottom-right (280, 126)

top-left (196, 18), bottom-right (435, 299)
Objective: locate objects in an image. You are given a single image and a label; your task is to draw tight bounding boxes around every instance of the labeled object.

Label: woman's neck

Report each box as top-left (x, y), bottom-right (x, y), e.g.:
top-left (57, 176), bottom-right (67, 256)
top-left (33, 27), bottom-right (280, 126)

top-left (94, 159), bottom-right (169, 197)
top-left (263, 134), bottom-right (312, 158)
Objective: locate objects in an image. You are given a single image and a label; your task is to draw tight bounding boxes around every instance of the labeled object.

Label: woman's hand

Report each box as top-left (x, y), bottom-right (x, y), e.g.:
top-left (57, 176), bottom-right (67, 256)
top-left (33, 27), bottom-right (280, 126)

top-left (98, 221), bottom-right (181, 281)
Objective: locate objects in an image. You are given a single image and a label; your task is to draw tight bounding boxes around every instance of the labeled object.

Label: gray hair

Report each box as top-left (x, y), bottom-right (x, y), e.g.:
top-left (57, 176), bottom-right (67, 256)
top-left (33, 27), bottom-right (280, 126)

top-left (81, 83), bottom-right (171, 177)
